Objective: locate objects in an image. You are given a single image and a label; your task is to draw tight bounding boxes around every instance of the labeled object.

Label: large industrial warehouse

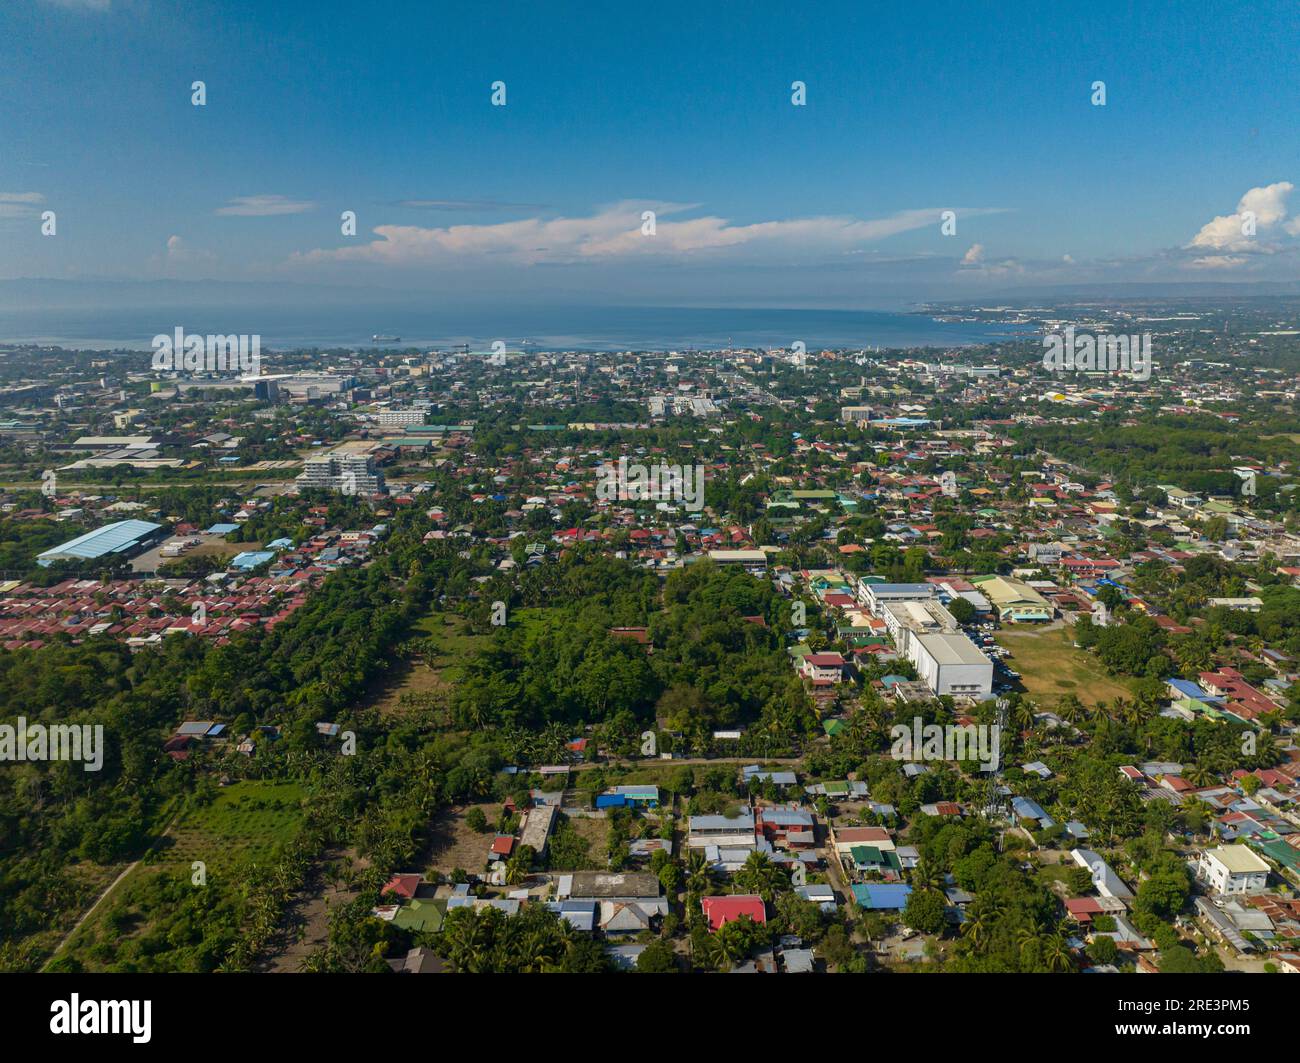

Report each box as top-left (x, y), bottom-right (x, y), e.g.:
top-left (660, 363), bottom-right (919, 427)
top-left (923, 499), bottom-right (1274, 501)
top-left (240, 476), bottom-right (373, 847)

top-left (36, 520), bottom-right (165, 567)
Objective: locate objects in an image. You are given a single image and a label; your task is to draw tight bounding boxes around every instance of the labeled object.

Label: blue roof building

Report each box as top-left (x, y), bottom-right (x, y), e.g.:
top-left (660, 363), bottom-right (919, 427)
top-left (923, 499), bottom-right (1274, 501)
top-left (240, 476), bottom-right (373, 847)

top-left (1011, 796), bottom-right (1055, 829)
top-left (1166, 677), bottom-right (1224, 703)
top-left (595, 785), bottom-right (660, 809)
top-left (851, 883), bottom-right (912, 909)
top-left (37, 520), bottom-right (163, 566)
top-left (230, 550), bottom-right (275, 571)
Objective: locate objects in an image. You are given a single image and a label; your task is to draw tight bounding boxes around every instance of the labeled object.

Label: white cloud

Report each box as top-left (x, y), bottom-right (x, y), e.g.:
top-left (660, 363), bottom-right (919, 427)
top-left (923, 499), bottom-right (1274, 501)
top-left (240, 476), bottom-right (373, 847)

top-left (398, 199), bottom-right (549, 212)
top-left (1187, 181), bottom-right (1296, 255)
top-left (288, 201), bottom-right (1007, 269)
top-left (1188, 255), bottom-right (1248, 270)
top-left (154, 234), bottom-right (215, 270)
top-left (166, 234), bottom-right (209, 261)
top-left (953, 241), bottom-right (1021, 276)
top-left (217, 194), bottom-right (315, 217)
top-left (0, 191), bottom-right (45, 218)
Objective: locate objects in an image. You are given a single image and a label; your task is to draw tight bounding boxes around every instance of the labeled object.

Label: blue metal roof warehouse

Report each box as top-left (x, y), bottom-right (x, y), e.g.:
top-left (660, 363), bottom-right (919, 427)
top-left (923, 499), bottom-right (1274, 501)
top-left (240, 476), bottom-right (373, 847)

top-left (37, 519), bottom-right (163, 566)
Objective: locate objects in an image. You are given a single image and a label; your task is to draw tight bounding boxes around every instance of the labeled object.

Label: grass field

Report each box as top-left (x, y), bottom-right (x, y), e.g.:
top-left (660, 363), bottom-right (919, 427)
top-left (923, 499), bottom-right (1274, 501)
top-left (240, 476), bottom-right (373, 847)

top-left (996, 625), bottom-right (1132, 709)
top-left (155, 780), bottom-right (306, 877)
top-left (56, 781), bottom-right (307, 969)
top-left (370, 610), bottom-right (494, 718)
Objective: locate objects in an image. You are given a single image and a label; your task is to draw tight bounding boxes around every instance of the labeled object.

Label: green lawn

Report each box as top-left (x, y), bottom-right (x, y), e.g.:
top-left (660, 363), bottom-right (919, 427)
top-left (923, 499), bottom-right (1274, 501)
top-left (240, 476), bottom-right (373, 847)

top-left (411, 609), bottom-right (494, 676)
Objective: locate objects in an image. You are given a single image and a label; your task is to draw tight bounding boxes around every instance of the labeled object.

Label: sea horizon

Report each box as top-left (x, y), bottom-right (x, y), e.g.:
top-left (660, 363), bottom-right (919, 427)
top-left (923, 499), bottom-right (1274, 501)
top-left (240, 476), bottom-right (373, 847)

top-left (0, 304), bottom-right (1034, 353)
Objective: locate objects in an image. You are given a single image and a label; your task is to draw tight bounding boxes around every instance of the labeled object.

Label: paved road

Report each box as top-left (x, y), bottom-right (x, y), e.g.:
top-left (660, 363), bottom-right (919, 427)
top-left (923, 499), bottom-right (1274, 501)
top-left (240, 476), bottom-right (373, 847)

top-left (564, 755), bottom-right (803, 771)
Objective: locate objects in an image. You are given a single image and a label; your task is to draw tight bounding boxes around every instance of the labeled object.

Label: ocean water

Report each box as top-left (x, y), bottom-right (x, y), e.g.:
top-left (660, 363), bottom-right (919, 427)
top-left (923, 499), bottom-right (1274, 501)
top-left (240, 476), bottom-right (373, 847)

top-left (0, 304), bottom-right (1032, 352)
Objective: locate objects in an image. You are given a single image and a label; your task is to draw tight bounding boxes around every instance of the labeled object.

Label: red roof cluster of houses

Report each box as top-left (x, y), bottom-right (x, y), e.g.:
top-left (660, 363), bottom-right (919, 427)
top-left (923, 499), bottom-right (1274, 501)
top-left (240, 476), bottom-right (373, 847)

top-left (1197, 667), bottom-right (1281, 722)
top-left (0, 529), bottom-right (378, 649)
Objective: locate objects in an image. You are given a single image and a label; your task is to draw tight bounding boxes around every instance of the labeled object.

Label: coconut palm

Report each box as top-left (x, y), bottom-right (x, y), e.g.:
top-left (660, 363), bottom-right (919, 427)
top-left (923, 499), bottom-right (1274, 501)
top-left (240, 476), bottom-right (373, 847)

top-left (736, 851), bottom-right (786, 901)
top-left (1056, 694), bottom-right (1087, 725)
top-left (1257, 710), bottom-right (1284, 734)
top-left (1014, 923), bottom-right (1041, 964)
top-left (959, 898), bottom-right (1002, 953)
top-left (1043, 923), bottom-right (1075, 972)
top-left (505, 850), bottom-right (531, 886)
top-left (911, 859), bottom-right (944, 892)
top-left (1010, 699), bottom-right (1036, 733)
top-left (686, 854), bottom-right (713, 894)
top-left (1252, 730), bottom-right (1280, 767)
top-left (703, 924), bottom-right (749, 971)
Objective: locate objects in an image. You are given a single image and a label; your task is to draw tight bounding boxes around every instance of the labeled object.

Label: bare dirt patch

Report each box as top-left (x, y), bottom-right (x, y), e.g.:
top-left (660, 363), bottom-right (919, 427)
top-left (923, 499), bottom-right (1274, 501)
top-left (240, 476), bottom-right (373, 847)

top-left (422, 803), bottom-right (501, 878)
top-left (369, 657), bottom-right (453, 720)
top-left (260, 847), bottom-right (369, 973)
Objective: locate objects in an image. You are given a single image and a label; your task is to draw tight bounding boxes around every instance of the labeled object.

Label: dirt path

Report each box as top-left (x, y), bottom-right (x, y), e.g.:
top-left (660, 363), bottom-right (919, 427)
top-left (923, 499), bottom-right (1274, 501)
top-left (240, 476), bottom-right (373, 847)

top-left (43, 810), bottom-right (181, 969)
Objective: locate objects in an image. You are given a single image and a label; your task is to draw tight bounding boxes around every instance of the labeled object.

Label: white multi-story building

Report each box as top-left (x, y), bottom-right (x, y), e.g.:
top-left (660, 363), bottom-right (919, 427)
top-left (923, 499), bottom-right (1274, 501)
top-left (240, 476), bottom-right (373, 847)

top-left (375, 408), bottom-right (425, 426)
top-left (1197, 846), bottom-right (1270, 895)
top-left (880, 598), bottom-right (956, 644)
top-left (910, 633), bottom-right (994, 699)
top-left (881, 598), bottom-right (993, 700)
top-left (856, 580), bottom-right (935, 616)
top-left (297, 452), bottom-right (385, 496)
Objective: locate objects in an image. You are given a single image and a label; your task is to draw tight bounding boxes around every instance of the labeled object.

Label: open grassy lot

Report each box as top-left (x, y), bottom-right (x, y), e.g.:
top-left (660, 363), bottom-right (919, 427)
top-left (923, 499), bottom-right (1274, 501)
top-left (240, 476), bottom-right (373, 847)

top-left (371, 610), bottom-right (494, 718)
top-left (155, 780), bottom-right (306, 878)
top-left (565, 813), bottom-right (611, 854)
top-left (996, 625), bottom-right (1132, 709)
top-left (56, 781), bottom-right (307, 969)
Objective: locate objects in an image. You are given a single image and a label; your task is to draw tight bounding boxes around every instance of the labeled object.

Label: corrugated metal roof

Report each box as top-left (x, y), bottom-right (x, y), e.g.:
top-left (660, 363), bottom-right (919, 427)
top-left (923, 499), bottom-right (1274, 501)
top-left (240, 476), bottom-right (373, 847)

top-left (37, 520), bottom-right (162, 563)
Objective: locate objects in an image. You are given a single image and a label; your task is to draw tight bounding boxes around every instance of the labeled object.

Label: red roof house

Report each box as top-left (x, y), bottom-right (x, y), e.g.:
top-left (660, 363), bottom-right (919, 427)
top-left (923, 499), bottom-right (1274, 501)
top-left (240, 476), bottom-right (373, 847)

top-left (701, 894), bottom-right (767, 932)
top-left (381, 873), bottom-right (423, 900)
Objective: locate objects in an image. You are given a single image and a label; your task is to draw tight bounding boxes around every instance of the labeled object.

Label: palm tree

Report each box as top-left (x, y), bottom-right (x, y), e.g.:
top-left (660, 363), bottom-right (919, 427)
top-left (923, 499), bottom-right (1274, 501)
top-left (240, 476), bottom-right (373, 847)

top-left (1257, 710), bottom-right (1284, 734)
top-left (515, 927), bottom-right (565, 973)
top-left (1014, 923), bottom-right (1041, 964)
top-left (1253, 730), bottom-right (1280, 767)
top-left (1043, 924), bottom-right (1074, 972)
top-left (703, 925), bottom-right (748, 972)
top-left (1010, 699), bottom-right (1036, 733)
top-left (505, 850), bottom-right (530, 886)
top-left (911, 859), bottom-right (944, 892)
top-left (1110, 697), bottom-right (1138, 729)
top-left (736, 851), bottom-right (786, 901)
top-left (960, 899), bottom-right (1002, 953)
top-left (440, 909), bottom-right (491, 973)
top-left (1056, 694), bottom-right (1087, 726)
top-left (686, 849), bottom-right (713, 894)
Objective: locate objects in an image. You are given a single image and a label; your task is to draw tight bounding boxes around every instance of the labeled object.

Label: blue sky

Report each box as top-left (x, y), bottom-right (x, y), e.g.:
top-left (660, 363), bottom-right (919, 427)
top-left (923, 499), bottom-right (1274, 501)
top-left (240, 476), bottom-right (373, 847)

top-left (4, 0), bottom-right (1300, 306)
